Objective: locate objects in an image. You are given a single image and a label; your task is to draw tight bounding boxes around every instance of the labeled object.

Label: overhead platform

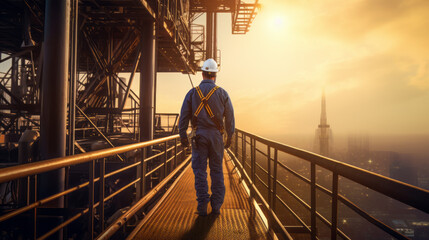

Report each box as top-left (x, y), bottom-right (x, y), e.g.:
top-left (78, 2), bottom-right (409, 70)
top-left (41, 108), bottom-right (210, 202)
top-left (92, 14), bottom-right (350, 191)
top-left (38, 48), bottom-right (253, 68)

top-left (128, 152), bottom-right (269, 240)
top-left (0, 0), bottom-right (196, 73)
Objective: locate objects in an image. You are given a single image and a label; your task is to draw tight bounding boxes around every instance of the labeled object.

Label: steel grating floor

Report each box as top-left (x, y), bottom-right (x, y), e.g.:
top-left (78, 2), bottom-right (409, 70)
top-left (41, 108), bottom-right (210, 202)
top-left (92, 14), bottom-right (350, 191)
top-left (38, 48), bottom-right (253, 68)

top-left (131, 152), bottom-right (269, 240)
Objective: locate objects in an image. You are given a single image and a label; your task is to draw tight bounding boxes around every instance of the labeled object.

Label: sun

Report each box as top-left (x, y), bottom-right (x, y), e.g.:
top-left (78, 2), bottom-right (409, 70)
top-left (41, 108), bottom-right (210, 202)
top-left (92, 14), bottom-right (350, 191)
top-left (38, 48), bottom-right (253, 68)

top-left (272, 15), bottom-right (285, 28)
top-left (266, 14), bottom-right (288, 34)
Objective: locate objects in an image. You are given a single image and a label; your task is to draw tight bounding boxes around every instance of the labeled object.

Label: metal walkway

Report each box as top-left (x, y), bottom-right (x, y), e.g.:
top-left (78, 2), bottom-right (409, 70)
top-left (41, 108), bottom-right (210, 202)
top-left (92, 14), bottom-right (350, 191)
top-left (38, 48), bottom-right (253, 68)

top-left (128, 153), bottom-right (269, 240)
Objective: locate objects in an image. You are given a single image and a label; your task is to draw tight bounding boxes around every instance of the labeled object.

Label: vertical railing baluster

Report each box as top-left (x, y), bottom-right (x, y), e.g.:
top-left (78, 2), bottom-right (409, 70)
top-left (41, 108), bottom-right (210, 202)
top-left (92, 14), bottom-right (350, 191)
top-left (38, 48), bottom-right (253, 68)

top-left (242, 133), bottom-right (246, 169)
top-left (250, 138), bottom-right (255, 200)
top-left (273, 149), bottom-right (277, 212)
top-left (99, 158), bottom-right (105, 232)
top-left (234, 131), bottom-right (238, 156)
top-left (311, 162), bottom-right (316, 240)
top-left (164, 141), bottom-right (168, 178)
top-left (331, 173), bottom-right (339, 240)
top-left (252, 139), bottom-right (256, 180)
top-left (33, 175), bottom-right (37, 240)
top-left (174, 138), bottom-right (177, 169)
top-left (141, 148), bottom-right (147, 197)
top-left (267, 145), bottom-right (272, 231)
top-left (89, 160), bottom-right (95, 240)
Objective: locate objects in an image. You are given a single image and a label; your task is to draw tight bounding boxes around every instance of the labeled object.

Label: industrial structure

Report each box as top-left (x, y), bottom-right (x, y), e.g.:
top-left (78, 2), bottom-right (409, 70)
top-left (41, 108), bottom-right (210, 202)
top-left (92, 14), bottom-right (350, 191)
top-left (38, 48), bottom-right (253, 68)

top-left (1, 0), bottom-right (429, 240)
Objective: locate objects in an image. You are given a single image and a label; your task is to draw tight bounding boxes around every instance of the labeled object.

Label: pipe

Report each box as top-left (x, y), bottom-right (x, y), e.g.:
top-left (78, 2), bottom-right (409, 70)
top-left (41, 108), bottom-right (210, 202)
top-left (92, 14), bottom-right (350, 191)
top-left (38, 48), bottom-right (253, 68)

top-left (139, 20), bottom-right (156, 142)
top-left (0, 134), bottom-right (182, 183)
top-left (39, 0), bottom-right (70, 207)
top-left (206, 11), bottom-right (213, 59)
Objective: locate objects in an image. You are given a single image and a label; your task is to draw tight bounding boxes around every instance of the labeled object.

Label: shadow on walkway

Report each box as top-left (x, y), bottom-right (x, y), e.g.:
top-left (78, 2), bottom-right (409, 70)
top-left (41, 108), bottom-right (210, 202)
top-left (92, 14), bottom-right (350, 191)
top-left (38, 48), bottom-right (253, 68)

top-left (180, 214), bottom-right (219, 240)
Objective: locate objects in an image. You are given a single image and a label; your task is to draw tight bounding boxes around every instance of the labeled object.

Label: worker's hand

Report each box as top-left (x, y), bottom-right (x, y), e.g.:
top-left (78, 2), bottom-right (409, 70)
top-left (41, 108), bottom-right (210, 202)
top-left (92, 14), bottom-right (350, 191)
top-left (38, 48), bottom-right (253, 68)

top-left (224, 138), bottom-right (232, 149)
top-left (181, 137), bottom-right (190, 148)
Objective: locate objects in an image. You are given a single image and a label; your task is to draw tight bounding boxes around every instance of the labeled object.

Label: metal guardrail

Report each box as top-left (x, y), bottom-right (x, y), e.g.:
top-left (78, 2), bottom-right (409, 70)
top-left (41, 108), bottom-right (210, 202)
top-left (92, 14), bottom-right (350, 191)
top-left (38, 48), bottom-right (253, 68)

top-left (0, 133), bottom-right (191, 240)
top-left (228, 129), bottom-right (429, 240)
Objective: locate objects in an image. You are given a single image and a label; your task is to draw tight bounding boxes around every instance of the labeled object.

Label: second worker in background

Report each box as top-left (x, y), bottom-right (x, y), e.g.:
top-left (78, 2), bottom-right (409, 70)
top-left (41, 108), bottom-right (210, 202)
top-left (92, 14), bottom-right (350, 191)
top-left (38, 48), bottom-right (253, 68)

top-left (179, 58), bottom-right (235, 216)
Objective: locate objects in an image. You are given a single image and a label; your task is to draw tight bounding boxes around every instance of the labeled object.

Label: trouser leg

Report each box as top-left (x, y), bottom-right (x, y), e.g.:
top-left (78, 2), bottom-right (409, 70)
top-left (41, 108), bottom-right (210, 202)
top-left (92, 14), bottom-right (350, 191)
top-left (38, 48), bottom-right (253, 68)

top-left (191, 136), bottom-right (210, 214)
top-left (208, 133), bottom-right (225, 212)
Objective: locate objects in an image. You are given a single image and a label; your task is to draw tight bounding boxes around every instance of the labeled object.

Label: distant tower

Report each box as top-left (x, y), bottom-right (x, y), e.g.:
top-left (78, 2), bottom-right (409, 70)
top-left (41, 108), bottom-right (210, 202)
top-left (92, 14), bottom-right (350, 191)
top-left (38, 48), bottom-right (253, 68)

top-left (315, 90), bottom-right (331, 156)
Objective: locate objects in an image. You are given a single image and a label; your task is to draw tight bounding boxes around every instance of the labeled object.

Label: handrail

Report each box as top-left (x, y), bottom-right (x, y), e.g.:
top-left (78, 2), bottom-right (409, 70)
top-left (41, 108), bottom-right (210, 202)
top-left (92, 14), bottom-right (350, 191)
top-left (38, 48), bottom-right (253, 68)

top-left (97, 155), bottom-right (191, 240)
top-left (0, 134), bottom-right (178, 183)
top-left (0, 133), bottom-right (190, 240)
top-left (226, 148), bottom-right (293, 240)
top-left (231, 128), bottom-right (429, 240)
top-left (235, 128), bottom-right (429, 214)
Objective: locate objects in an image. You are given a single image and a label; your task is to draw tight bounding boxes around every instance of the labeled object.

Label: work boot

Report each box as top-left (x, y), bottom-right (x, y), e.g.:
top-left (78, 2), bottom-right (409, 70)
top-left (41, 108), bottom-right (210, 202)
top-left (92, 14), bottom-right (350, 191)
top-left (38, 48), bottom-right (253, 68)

top-left (210, 199), bottom-right (221, 215)
top-left (211, 209), bottom-right (220, 215)
top-left (196, 201), bottom-right (209, 216)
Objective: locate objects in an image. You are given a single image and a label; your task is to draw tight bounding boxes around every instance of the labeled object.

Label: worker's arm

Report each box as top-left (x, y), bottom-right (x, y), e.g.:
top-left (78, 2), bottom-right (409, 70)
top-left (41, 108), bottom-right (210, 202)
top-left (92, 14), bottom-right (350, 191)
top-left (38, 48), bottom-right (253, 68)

top-left (223, 91), bottom-right (235, 140)
top-left (179, 89), bottom-right (193, 140)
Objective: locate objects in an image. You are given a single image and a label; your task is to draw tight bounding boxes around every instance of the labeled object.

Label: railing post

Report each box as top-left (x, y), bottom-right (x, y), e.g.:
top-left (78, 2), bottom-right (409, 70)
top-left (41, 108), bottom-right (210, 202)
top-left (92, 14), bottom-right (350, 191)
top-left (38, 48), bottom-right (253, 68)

top-left (242, 133), bottom-right (246, 168)
top-left (163, 141), bottom-right (168, 178)
top-left (99, 158), bottom-right (105, 232)
top-left (89, 160), bottom-right (95, 240)
top-left (174, 138), bottom-right (177, 169)
top-left (267, 145), bottom-right (272, 232)
top-left (141, 148), bottom-right (147, 197)
top-left (33, 175), bottom-right (37, 239)
top-left (250, 138), bottom-right (255, 200)
top-left (311, 162), bottom-right (316, 240)
top-left (234, 131), bottom-right (238, 156)
top-left (273, 149), bottom-right (277, 212)
top-left (331, 173), bottom-right (339, 240)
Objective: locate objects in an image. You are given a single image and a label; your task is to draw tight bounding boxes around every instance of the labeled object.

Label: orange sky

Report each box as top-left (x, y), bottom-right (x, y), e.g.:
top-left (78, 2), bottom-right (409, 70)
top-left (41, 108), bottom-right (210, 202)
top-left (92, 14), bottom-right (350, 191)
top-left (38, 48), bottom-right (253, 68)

top-left (153, 0), bottom-right (429, 136)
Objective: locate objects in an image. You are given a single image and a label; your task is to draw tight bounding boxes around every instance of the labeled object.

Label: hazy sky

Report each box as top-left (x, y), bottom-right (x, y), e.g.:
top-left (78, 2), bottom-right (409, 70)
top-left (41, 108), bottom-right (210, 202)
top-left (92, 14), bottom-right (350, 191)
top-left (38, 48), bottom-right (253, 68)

top-left (155, 0), bottom-right (429, 136)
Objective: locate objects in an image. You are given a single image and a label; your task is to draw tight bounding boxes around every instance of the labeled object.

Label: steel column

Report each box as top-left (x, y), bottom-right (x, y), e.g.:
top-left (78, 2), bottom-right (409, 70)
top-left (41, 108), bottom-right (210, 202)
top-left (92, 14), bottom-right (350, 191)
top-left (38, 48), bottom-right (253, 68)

top-left (213, 13), bottom-right (217, 61)
top-left (68, 0), bottom-right (78, 156)
top-left (39, 0), bottom-right (70, 207)
top-left (139, 20), bottom-right (156, 142)
top-left (138, 20), bottom-right (156, 199)
top-left (206, 11), bottom-right (213, 59)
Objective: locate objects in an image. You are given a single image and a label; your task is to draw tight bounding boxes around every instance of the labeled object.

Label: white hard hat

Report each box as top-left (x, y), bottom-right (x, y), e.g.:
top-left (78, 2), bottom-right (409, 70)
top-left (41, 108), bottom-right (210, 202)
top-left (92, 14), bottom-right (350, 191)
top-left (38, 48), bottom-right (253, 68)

top-left (201, 58), bottom-right (219, 72)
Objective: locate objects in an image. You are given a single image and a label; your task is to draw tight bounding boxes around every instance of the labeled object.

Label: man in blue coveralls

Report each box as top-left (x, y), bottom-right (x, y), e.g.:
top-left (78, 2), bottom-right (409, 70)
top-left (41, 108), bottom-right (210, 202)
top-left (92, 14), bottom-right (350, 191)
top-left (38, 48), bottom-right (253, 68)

top-left (179, 58), bottom-right (235, 216)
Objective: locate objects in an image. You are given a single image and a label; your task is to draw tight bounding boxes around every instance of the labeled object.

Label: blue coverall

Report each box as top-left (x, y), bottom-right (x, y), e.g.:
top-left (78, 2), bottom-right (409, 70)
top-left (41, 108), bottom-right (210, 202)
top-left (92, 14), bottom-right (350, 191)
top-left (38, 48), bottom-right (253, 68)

top-left (179, 79), bottom-right (235, 214)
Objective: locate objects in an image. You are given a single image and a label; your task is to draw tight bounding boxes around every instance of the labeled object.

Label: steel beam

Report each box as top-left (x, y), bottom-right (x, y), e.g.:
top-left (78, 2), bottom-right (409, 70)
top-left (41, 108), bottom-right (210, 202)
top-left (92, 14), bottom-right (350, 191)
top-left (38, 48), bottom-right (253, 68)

top-left (11, 57), bottom-right (18, 107)
top-left (120, 49), bottom-right (141, 111)
top-left (39, 0), bottom-right (70, 208)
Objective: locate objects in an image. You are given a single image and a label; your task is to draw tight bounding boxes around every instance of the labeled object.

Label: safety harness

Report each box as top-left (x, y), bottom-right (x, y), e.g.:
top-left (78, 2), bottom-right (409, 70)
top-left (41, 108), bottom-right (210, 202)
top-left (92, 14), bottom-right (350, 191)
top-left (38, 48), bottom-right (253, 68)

top-left (191, 85), bottom-right (224, 134)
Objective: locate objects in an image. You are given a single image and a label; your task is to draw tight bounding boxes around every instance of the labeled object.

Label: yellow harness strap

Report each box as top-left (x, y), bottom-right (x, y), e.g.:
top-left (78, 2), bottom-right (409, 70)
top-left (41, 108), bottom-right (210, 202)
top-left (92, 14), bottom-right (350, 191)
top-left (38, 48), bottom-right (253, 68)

top-left (192, 86), bottom-right (224, 134)
top-left (194, 86), bottom-right (219, 118)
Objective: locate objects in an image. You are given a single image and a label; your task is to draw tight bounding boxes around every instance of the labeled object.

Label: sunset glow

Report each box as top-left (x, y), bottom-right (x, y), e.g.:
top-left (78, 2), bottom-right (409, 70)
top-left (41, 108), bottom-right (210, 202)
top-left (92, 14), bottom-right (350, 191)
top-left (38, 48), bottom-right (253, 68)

top-left (155, 0), bottom-right (429, 137)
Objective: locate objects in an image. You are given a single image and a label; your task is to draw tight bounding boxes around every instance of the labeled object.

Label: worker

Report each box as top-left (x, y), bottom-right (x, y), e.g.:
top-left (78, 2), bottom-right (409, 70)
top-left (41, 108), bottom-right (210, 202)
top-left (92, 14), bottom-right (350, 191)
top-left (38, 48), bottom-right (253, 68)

top-left (179, 58), bottom-right (235, 216)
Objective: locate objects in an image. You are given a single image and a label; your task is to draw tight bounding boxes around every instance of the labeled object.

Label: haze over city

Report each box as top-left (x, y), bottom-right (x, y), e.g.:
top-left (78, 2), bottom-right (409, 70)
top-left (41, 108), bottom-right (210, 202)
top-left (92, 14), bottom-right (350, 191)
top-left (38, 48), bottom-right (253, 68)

top-left (152, 0), bottom-right (429, 139)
